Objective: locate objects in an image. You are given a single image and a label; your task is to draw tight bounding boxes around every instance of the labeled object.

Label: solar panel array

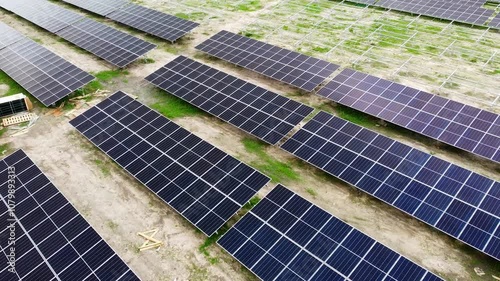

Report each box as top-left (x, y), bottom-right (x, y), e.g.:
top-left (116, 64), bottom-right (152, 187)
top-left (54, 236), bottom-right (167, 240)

top-left (70, 91), bottom-right (270, 236)
top-left (0, 22), bottom-right (26, 50)
top-left (63, 0), bottom-right (199, 43)
top-left (318, 68), bottom-right (500, 163)
top-left (0, 37), bottom-right (95, 106)
top-left (219, 184), bottom-right (443, 281)
top-left (348, 0), bottom-right (498, 27)
top-left (489, 13), bottom-right (500, 28)
top-left (56, 18), bottom-right (156, 68)
top-left (281, 111), bottom-right (500, 261)
top-left (0, 0), bottom-right (156, 68)
top-left (0, 150), bottom-right (140, 281)
top-left (0, 0), bottom-right (84, 33)
top-left (107, 4), bottom-right (200, 42)
top-left (63, 0), bottom-right (129, 16)
top-left (145, 56), bottom-right (314, 145)
top-left (195, 30), bottom-right (340, 91)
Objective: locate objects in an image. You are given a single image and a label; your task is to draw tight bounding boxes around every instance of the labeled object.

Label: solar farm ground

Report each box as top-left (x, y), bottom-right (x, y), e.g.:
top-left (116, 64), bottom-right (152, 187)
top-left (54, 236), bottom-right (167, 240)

top-left (0, 0), bottom-right (499, 280)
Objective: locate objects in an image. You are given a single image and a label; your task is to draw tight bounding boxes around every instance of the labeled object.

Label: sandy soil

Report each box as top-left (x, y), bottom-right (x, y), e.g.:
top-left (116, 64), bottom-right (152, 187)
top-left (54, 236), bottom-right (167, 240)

top-left (0, 0), bottom-right (499, 281)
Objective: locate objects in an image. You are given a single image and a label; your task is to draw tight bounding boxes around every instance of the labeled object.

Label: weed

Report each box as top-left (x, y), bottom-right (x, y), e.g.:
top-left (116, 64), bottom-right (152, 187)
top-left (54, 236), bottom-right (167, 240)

top-left (199, 225), bottom-right (229, 265)
top-left (243, 196), bottom-right (260, 210)
top-left (93, 159), bottom-right (111, 177)
top-left (306, 188), bottom-right (318, 197)
top-left (142, 57), bottom-right (155, 64)
top-left (241, 137), bottom-right (300, 183)
top-left (106, 220), bottom-right (119, 231)
top-left (0, 127), bottom-right (8, 138)
top-left (237, 1), bottom-right (262, 12)
top-left (0, 143), bottom-right (11, 154)
top-left (335, 105), bottom-right (376, 127)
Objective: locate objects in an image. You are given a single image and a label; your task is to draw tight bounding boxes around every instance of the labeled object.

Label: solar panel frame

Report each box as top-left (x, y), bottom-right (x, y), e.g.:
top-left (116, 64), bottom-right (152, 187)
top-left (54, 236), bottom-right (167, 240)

top-left (0, 21), bottom-right (27, 50)
top-left (106, 3), bottom-right (200, 42)
top-left (281, 111), bottom-right (500, 261)
top-left (70, 91), bottom-right (271, 236)
top-left (55, 18), bottom-right (157, 68)
top-left (0, 0), bottom-right (85, 33)
top-left (0, 149), bottom-right (141, 281)
top-left (145, 56), bottom-right (314, 145)
top-left (218, 184), bottom-right (444, 281)
top-left (317, 68), bottom-right (500, 163)
top-left (62, 0), bottom-right (129, 16)
top-left (195, 30), bottom-right (340, 92)
top-left (0, 38), bottom-right (95, 106)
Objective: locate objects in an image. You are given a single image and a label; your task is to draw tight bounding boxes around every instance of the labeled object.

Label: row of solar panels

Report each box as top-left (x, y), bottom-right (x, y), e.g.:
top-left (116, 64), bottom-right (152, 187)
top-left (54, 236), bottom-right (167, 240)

top-left (347, 0), bottom-right (500, 28)
top-left (0, 0), bottom-right (199, 68)
top-left (67, 91), bottom-right (445, 280)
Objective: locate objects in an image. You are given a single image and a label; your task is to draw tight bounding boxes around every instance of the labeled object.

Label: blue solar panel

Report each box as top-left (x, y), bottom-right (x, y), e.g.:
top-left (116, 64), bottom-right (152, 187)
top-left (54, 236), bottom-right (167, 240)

top-left (145, 56), bottom-right (314, 145)
top-left (70, 91), bottom-right (270, 236)
top-left (219, 184), bottom-right (444, 281)
top-left (281, 111), bottom-right (500, 260)
top-left (0, 150), bottom-right (140, 280)
top-left (318, 68), bottom-right (500, 163)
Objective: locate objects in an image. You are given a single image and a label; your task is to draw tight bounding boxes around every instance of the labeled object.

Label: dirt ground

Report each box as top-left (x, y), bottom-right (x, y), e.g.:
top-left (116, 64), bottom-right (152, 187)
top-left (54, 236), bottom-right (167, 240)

top-left (0, 0), bottom-right (499, 281)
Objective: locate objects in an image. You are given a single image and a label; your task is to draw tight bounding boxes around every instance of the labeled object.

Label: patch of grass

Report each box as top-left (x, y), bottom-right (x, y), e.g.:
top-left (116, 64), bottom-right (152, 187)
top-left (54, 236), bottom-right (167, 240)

top-left (76, 70), bottom-right (129, 95)
top-left (93, 159), bottom-right (111, 177)
top-left (237, 0), bottom-right (262, 12)
top-left (241, 137), bottom-right (300, 183)
top-left (106, 220), bottom-right (119, 231)
top-left (0, 71), bottom-right (28, 97)
top-left (150, 90), bottom-right (204, 119)
top-left (243, 196), bottom-right (260, 211)
top-left (306, 188), bottom-right (318, 197)
top-left (335, 105), bottom-right (375, 127)
top-left (0, 127), bottom-right (8, 138)
top-left (0, 143), bottom-right (12, 155)
top-left (240, 30), bottom-right (264, 40)
top-left (199, 225), bottom-right (229, 265)
top-left (175, 12), bottom-right (207, 21)
top-left (141, 57), bottom-right (155, 64)
top-left (189, 264), bottom-right (209, 281)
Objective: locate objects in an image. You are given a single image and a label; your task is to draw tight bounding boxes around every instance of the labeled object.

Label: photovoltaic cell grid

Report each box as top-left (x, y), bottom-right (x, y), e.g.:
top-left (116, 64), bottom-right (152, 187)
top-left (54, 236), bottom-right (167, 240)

top-left (107, 3), bottom-right (199, 42)
top-left (0, 0), bottom-right (84, 33)
top-left (219, 185), bottom-right (443, 281)
top-left (0, 150), bottom-right (140, 281)
top-left (0, 21), bottom-right (26, 50)
top-left (56, 19), bottom-right (156, 68)
top-left (281, 111), bottom-right (500, 260)
top-left (70, 91), bottom-right (270, 236)
top-left (195, 30), bottom-right (339, 92)
top-left (348, 0), bottom-right (498, 27)
top-left (318, 69), bottom-right (500, 163)
top-left (489, 14), bottom-right (500, 28)
top-left (145, 56), bottom-right (314, 145)
top-left (0, 38), bottom-right (95, 106)
top-left (62, 0), bottom-right (129, 16)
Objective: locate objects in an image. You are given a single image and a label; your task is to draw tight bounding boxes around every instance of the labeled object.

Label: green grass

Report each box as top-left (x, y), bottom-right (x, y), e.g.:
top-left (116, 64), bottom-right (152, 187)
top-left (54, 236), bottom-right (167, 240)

top-left (76, 70), bottom-right (129, 95)
top-left (241, 137), bottom-right (300, 183)
top-left (237, 0), bottom-right (262, 12)
top-left (141, 58), bottom-right (155, 64)
top-left (0, 127), bottom-right (8, 138)
top-left (0, 143), bottom-right (11, 154)
top-left (0, 71), bottom-right (28, 97)
top-left (150, 90), bottom-right (204, 119)
top-left (335, 105), bottom-right (375, 127)
top-left (306, 188), bottom-right (318, 197)
top-left (175, 12), bottom-right (208, 21)
top-left (93, 159), bottom-right (111, 177)
top-left (199, 225), bottom-right (229, 264)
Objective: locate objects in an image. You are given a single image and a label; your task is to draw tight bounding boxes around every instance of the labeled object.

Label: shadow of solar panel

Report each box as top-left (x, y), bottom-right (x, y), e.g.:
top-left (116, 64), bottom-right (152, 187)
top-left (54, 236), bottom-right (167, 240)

top-left (281, 111), bottom-right (500, 261)
top-left (219, 184), bottom-right (444, 281)
top-left (63, 0), bottom-right (129, 16)
top-left (0, 0), bottom-right (84, 33)
top-left (70, 91), bottom-right (270, 236)
top-left (0, 21), bottom-right (27, 50)
top-left (56, 18), bottom-right (156, 68)
top-left (145, 56), bottom-right (314, 145)
top-left (0, 38), bottom-right (95, 106)
top-left (195, 30), bottom-right (339, 92)
top-left (318, 68), bottom-right (500, 163)
top-left (107, 3), bottom-right (199, 42)
top-left (372, 0), bottom-right (494, 26)
top-left (0, 149), bottom-right (141, 281)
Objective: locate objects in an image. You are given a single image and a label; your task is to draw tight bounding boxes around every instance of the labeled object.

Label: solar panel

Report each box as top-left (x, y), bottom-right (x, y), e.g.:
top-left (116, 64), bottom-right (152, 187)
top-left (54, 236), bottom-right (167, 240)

top-left (107, 3), bottom-right (199, 42)
top-left (145, 56), bottom-right (314, 145)
top-left (281, 111), bottom-right (500, 261)
top-left (318, 68), bottom-right (500, 163)
top-left (70, 91), bottom-right (270, 236)
top-left (0, 21), bottom-right (26, 50)
top-left (0, 38), bottom-right (95, 106)
top-left (56, 18), bottom-right (156, 68)
top-left (0, 149), bottom-right (140, 280)
top-left (219, 184), bottom-right (444, 281)
top-left (371, 0), bottom-right (495, 26)
top-left (62, 0), bottom-right (129, 16)
top-left (489, 13), bottom-right (500, 28)
top-left (0, 94), bottom-right (29, 118)
top-left (195, 30), bottom-right (340, 92)
top-left (0, 0), bottom-right (84, 33)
